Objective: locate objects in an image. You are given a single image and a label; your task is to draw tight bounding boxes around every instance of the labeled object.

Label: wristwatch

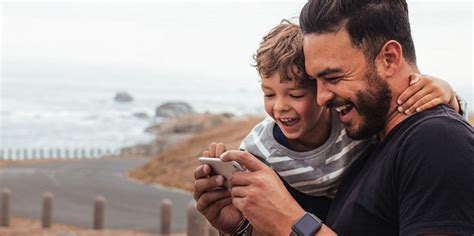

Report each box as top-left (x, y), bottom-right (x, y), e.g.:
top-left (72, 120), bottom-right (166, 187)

top-left (290, 212), bottom-right (323, 236)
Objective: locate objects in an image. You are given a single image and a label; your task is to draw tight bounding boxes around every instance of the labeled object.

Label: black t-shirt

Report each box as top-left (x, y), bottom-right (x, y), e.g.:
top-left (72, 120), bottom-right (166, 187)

top-left (327, 104), bottom-right (474, 235)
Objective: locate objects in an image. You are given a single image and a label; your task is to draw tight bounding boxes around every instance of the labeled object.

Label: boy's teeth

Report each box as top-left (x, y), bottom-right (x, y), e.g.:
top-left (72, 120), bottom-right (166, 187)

top-left (279, 118), bottom-right (298, 125)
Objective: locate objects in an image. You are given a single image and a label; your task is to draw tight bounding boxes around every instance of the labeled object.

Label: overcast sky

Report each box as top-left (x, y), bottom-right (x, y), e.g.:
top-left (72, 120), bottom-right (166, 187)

top-left (1, 1), bottom-right (473, 110)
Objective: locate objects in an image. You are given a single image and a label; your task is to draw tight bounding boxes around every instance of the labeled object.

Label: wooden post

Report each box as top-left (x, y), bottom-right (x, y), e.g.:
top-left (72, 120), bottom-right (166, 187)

top-left (160, 199), bottom-right (172, 235)
top-left (1, 189), bottom-right (11, 227)
top-left (186, 200), bottom-right (208, 236)
top-left (42, 192), bottom-right (53, 228)
top-left (93, 196), bottom-right (106, 230)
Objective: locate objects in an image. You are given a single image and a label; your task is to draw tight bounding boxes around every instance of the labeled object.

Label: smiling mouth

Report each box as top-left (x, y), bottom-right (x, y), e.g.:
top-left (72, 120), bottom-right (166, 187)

top-left (334, 103), bottom-right (354, 116)
top-left (278, 118), bottom-right (300, 126)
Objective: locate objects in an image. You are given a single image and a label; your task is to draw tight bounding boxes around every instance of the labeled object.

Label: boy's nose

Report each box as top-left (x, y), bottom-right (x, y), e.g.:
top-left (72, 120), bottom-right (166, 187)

top-left (274, 98), bottom-right (290, 112)
top-left (316, 80), bottom-right (334, 107)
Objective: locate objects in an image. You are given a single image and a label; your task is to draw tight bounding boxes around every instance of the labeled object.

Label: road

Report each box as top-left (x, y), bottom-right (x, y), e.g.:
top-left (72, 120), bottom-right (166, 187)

top-left (0, 158), bottom-right (193, 233)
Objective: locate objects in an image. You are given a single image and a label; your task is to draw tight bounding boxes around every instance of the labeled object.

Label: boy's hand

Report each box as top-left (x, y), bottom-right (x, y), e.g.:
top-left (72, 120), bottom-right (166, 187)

top-left (193, 142), bottom-right (243, 233)
top-left (397, 74), bottom-right (459, 115)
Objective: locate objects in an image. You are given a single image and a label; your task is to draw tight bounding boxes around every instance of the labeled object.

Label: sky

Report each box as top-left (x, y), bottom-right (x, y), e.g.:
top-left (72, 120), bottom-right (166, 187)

top-left (1, 1), bottom-right (473, 112)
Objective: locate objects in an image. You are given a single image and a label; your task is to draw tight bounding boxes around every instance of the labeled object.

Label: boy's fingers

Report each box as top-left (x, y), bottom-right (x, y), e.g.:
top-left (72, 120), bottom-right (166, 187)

top-left (202, 151), bottom-right (211, 157)
top-left (414, 97), bottom-right (443, 113)
top-left (220, 150), bottom-right (267, 172)
top-left (397, 80), bottom-right (424, 105)
top-left (409, 73), bottom-right (422, 85)
top-left (398, 89), bottom-right (426, 113)
top-left (209, 142), bottom-right (217, 157)
top-left (216, 143), bottom-right (227, 156)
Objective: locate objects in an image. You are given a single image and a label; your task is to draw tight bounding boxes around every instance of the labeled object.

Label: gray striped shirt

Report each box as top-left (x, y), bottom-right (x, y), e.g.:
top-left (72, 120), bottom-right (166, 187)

top-left (239, 111), bottom-right (376, 198)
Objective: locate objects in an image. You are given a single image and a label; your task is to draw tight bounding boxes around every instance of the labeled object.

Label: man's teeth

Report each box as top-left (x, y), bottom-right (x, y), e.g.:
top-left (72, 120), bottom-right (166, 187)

top-left (335, 104), bottom-right (351, 113)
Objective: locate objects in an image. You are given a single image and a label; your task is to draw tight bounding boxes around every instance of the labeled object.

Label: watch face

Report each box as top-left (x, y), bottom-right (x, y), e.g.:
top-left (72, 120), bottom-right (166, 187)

top-left (293, 213), bottom-right (322, 236)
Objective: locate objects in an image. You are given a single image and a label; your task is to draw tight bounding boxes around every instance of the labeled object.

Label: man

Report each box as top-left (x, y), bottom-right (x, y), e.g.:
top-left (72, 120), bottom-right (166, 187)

top-left (298, 0), bottom-right (473, 235)
top-left (194, 1), bottom-right (473, 235)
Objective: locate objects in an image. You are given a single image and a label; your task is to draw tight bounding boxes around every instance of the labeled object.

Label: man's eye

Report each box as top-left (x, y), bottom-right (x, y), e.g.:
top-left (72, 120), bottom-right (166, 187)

top-left (325, 76), bottom-right (342, 83)
top-left (264, 94), bottom-right (275, 98)
top-left (290, 94), bottom-right (305, 99)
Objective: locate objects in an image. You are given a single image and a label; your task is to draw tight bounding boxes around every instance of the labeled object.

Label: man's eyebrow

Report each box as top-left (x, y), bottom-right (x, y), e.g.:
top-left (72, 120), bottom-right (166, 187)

top-left (316, 67), bottom-right (343, 78)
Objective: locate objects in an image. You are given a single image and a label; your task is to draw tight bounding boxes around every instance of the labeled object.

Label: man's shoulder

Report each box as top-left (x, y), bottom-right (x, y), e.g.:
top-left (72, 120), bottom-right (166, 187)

top-left (394, 104), bottom-right (472, 144)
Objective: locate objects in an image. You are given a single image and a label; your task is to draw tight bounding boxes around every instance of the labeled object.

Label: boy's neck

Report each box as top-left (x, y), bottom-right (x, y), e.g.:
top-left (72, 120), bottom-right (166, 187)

top-left (286, 108), bottom-right (332, 152)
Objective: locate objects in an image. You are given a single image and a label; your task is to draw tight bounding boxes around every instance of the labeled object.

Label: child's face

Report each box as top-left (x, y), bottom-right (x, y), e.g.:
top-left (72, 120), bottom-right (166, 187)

top-left (262, 73), bottom-right (326, 143)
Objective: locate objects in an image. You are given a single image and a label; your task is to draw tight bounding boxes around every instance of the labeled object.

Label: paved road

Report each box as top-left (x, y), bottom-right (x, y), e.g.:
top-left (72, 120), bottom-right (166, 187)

top-left (0, 158), bottom-right (193, 233)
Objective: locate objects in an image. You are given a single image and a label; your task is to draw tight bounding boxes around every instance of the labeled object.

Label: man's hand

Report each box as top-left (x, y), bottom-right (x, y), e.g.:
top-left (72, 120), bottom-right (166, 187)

top-left (221, 150), bottom-right (305, 235)
top-left (193, 143), bottom-right (243, 233)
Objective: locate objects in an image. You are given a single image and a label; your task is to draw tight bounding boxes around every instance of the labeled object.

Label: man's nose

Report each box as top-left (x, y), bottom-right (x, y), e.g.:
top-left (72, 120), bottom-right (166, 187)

top-left (316, 80), bottom-right (334, 107)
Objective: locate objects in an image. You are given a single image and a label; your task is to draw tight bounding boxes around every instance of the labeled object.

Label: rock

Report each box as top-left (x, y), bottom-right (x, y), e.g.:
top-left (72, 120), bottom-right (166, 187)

top-left (155, 102), bottom-right (195, 118)
top-left (114, 91), bottom-right (133, 103)
top-left (145, 113), bottom-right (234, 135)
top-left (133, 112), bottom-right (149, 119)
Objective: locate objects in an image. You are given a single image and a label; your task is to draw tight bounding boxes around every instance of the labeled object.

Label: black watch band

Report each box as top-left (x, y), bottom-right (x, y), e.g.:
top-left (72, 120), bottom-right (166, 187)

top-left (290, 212), bottom-right (323, 236)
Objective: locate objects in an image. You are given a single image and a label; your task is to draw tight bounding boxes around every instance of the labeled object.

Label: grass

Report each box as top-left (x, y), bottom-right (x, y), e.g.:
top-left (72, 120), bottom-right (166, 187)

top-left (129, 116), bottom-right (263, 192)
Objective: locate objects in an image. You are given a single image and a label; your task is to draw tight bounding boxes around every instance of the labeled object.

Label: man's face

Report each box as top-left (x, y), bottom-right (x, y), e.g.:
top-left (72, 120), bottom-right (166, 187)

top-left (303, 30), bottom-right (391, 140)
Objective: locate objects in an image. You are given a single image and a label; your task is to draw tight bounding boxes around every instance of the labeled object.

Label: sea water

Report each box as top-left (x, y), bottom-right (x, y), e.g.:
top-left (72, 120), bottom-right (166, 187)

top-left (1, 2), bottom-right (472, 156)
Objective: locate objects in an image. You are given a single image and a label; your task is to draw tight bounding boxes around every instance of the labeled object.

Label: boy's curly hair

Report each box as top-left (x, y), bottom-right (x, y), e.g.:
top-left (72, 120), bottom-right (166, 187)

top-left (253, 19), bottom-right (308, 83)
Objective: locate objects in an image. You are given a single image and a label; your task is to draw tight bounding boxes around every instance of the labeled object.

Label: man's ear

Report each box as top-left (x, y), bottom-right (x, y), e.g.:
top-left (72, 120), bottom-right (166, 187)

top-left (375, 40), bottom-right (402, 78)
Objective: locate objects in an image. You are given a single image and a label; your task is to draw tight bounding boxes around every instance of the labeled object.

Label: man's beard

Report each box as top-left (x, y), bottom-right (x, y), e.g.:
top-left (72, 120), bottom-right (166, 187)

top-left (347, 66), bottom-right (392, 140)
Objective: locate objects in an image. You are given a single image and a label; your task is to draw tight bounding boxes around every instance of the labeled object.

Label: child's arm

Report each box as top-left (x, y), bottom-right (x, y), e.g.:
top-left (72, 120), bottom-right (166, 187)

top-left (397, 74), bottom-right (461, 115)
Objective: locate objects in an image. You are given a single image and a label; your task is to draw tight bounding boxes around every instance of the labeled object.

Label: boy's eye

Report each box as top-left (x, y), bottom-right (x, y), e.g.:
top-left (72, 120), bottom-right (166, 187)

top-left (290, 94), bottom-right (305, 99)
top-left (264, 94), bottom-right (275, 98)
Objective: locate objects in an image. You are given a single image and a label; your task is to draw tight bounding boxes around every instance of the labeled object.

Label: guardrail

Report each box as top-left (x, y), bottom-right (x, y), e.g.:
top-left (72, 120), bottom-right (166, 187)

top-left (0, 188), bottom-right (219, 235)
top-left (0, 148), bottom-right (120, 161)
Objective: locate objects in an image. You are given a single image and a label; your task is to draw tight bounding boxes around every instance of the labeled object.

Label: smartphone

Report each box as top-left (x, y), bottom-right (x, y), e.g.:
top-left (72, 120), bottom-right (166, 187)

top-left (198, 157), bottom-right (245, 187)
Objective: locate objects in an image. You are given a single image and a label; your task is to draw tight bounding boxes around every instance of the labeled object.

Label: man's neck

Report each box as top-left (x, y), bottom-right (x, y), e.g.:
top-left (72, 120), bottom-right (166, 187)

top-left (377, 65), bottom-right (420, 140)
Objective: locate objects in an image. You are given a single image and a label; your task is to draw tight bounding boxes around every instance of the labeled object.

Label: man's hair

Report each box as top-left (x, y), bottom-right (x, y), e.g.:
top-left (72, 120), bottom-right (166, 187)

top-left (253, 19), bottom-right (308, 83)
top-left (299, 0), bottom-right (416, 64)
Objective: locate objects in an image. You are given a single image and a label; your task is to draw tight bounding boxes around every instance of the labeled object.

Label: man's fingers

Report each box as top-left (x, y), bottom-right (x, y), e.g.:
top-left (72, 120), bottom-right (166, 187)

top-left (194, 164), bottom-right (212, 180)
top-left (193, 174), bottom-right (225, 200)
top-left (228, 171), bottom-right (258, 188)
top-left (196, 189), bottom-right (232, 212)
top-left (220, 150), bottom-right (268, 172)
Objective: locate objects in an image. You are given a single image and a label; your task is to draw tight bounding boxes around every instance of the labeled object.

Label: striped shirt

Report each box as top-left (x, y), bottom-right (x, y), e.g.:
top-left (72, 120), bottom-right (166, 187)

top-left (239, 111), bottom-right (376, 198)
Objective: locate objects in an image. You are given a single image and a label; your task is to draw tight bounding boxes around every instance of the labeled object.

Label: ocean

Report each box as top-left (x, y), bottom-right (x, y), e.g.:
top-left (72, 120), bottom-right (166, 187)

top-left (1, 2), bottom-right (472, 157)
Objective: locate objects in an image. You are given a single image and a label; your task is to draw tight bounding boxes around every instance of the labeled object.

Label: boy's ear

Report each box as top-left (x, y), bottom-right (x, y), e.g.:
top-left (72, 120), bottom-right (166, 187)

top-left (375, 40), bottom-right (402, 78)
